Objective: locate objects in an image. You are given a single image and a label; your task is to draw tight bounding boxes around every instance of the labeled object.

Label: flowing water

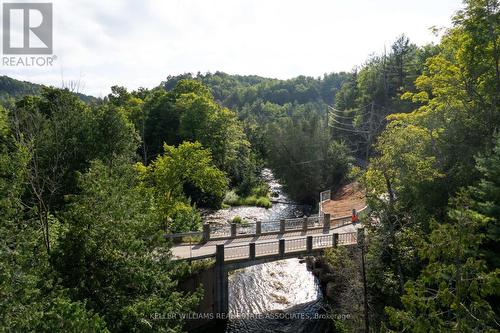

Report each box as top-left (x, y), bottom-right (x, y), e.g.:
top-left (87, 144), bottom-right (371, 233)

top-left (203, 169), bottom-right (332, 333)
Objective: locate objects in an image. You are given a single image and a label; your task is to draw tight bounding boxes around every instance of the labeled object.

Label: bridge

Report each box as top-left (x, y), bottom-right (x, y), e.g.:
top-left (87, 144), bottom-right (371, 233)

top-left (168, 212), bottom-right (366, 319)
top-left (169, 213), bottom-right (363, 261)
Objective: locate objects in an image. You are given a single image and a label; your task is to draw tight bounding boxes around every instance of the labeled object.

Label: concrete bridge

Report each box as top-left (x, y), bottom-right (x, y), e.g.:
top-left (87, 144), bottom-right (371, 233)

top-left (170, 212), bottom-right (365, 260)
top-left (169, 212), bottom-right (366, 321)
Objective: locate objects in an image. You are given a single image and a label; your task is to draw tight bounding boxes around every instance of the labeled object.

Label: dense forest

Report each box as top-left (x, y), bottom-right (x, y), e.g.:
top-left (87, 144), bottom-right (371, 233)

top-left (0, 0), bottom-right (499, 331)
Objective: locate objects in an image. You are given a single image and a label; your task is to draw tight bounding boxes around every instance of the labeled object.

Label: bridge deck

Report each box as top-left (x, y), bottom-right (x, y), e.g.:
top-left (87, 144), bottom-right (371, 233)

top-left (171, 223), bottom-right (360, 260)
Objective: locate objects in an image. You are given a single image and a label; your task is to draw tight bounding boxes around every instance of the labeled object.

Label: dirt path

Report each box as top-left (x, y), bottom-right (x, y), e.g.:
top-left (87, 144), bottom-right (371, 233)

top-left (321, 182), bottom-right (366, 218)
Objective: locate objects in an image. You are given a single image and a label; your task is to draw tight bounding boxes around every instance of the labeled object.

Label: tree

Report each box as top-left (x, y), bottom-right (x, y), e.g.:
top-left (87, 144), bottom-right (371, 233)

top-left (11, 87), bottom-right (140, 254)
top-left (92, 103), bottom-right (139, 168)
top-left (475, 135), bottom-right (500, 270)
top-left (364, 1), bottom-right (500, 328)
top-left (107, 85), bottom-right (148, 163)
top-left (52, 160), bottom-right (201, 332)
top-left (11, 88), bottom-right (95, 253)
top-left (143, 89), bottom-right (179, 160)
top-left (386, 189), bottom-right (500, 332)
top-left (266, 108), bottom-right (353, 204)
top-left (1, 106), bottom-right (108, 332)
top-left (138, 141), bottom-right (228, 232)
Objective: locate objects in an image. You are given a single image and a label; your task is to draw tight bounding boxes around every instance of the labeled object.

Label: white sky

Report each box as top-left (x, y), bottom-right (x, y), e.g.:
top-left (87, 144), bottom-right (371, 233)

top-left (1, 0), bottom-right (462, 97)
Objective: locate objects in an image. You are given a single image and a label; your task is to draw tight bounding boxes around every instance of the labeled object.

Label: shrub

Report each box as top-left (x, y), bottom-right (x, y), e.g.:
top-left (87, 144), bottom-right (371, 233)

top-left (231, 216), bottom-right (244, 224)
top-left (223, 190), bottom-right (240, 206)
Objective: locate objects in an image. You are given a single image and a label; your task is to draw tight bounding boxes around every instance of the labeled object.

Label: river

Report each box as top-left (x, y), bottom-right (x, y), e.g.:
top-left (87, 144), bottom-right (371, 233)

top-left (203, 169), bottom-right (332, 333)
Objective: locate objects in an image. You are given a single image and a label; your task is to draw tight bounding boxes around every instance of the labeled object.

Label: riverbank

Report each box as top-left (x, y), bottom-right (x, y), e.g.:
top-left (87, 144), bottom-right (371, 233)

top-left (222, 183), bottom-right (272, 209)
top-left (306, 247), bottom-right (364, 331)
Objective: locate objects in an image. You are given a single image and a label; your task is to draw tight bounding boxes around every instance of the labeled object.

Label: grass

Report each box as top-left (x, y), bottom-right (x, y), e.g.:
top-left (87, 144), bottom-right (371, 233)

top-left (231, 216), bottom-right (244, 224)
top-left (180, 235), bottom-right (203, 244)
top-left (223, 183), bottom-right (272, 209)
top-left (175, 258), bottom-right (216, 282)
top-left (168, 234), bottom-right (204, 245)
top-left (231, 216), bottom-right (251, 225)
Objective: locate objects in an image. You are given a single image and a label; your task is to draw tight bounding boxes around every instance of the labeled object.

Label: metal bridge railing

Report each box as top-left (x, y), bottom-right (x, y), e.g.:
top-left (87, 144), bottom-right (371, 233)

top-left (285, 237), bottom-right (307, 252)
top-left (167, 205), bottom-right (368, 243)
top-left (312, 234), bottom-right (333, 249)
top-left (338, 232), bottom-right (357, 245)
top-left (221, 231), bottom-right (359, 262)
top-left (255, 240), bottom-right (279, 257)
top-left (224, 243), bottom-right (249, 260)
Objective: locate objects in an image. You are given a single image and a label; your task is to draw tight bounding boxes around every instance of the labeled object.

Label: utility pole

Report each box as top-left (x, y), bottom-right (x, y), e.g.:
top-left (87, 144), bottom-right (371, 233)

top-left (361, 242), bottom-right (369, 332)
top-left (358, 228), bottom-right (369, 333)
top-left (383, 45), bottom-right (389, 102)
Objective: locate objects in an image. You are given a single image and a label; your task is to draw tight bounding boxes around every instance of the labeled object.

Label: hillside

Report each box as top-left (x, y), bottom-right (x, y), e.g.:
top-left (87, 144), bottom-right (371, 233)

top-left (0, 75), bottom-right (98, 104)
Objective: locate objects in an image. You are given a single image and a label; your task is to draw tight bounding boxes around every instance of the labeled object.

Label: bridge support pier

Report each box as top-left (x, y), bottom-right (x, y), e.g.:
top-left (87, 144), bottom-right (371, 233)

top-left (203, 223), bottom-right (210, 242)
top-left (323, 213), bottom-right (331, 232)
top-left (215, 245), bottom-right (228, 317)
top-left (249, 242), bottom-right (256, 260)
top-left (306, 236), bottom-right (313, 254)
top-left (230, 223), bottom-right (237, 238)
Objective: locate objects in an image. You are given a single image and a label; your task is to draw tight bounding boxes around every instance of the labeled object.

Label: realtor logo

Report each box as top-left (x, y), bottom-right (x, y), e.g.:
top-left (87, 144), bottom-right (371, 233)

top-left (2, 3), bottom-right (53, 54)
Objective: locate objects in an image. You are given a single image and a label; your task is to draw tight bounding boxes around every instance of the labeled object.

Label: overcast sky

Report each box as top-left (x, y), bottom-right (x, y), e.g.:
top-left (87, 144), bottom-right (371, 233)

top-left (2, 0), bottom-right (462, 97)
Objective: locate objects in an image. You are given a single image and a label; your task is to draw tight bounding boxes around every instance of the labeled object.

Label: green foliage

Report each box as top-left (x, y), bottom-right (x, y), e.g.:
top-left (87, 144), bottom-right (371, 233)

top-left (10, 87), bottom-right (140, 254)
top-left (0, 105), bottom-right (108, 332)
top-left (34, 296), bottom-right (109, 333)
top-left (92, 103), bottom-right (140, 166)
top-left (231, 216), bottom-right (244, 224)
top-left (267, 114), bottom-right (353, 204)
top-left (475, 134), bottom-right (500, 269)
top-left (223, 183), bottom-right (272, 208)
top-left (138, 141), bottom-right (228, 232)
top-left (386, 190), bottom-right (500, 332)
top-left (323, 247), bottom-right (365, 331)
top-left (143, 88), bottom-right (178, 159)
top-left (142, 79), bottom-right (257, 190)
top-left (0, 75), bottom-right (97, 104)
top-left (14, 88), bottom-right (96, 204)
top-left (223, 190), bottom-right (240, 205)
top-left (364, 1), bottom-right (500, 329)
top-left (161, 72), bottom-right (354, 204)
top-left (52, 160), bottom-right (201, 332)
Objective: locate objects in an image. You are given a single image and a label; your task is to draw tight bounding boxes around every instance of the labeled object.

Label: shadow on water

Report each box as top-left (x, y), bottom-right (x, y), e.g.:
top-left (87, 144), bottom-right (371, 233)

top-left (210, 299), bottom-right (333, 333)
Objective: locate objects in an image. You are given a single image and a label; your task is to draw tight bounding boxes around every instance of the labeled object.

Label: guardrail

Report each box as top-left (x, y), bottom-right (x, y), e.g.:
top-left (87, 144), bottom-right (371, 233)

top-left (203, 215), bottom-right (329, 242)
top-left (165, 206), bottom-right (368, 243)
top-left (319, 189), bottom-right (331, 218)
top-left (339, 232), bottom-right (357, 245)
top-left (218, 231), bottom-right (359, 262)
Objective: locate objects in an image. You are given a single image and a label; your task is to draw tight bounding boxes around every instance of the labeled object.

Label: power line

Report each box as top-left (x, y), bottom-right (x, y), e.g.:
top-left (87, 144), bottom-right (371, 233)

top-left (328, 124), bottom-right (370, 134)
top-left (328, 114), bottom-right (355, 126)
top-left (328, 104), bottom-right (371, 115)
top-left (328, 112), bottom-right (372, 128)
top-left (327, 110), bottom-right (357, 120)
